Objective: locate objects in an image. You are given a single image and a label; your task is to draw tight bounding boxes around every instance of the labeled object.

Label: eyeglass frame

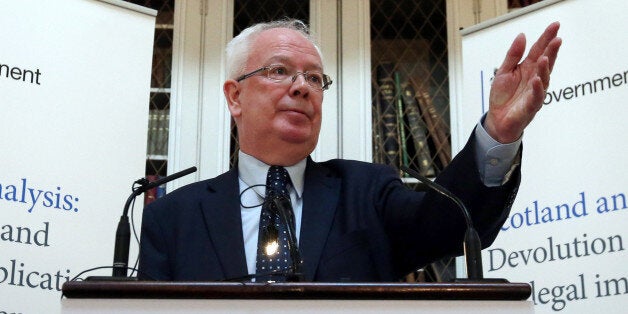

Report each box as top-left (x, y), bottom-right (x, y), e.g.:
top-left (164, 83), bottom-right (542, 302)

top-left (235, 64), bottom-right (333, 91)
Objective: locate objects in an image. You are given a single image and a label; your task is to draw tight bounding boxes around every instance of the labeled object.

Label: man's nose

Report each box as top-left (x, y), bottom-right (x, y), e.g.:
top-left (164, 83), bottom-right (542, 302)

top-left (291, 72), bottom-right (309, 86)
top-left (290, 73), bottom-right (309, 96)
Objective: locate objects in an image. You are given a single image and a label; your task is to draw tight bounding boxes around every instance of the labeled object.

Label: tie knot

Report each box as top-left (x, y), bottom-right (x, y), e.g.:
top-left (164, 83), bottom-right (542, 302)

top-left (266, 165), bottom-right (290, 197)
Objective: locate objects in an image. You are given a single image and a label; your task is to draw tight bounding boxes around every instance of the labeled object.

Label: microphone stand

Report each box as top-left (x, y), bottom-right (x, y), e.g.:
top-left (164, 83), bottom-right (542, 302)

top-left (112, 166), bottom-right (197, 277)
top-left (400, 165), bottom-right (506, 282)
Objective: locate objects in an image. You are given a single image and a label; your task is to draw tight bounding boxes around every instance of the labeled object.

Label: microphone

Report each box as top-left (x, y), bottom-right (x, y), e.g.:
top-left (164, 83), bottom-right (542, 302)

top-left (400, 165), bottom-right (487, 281)
top-left (112, 166), bottom-right (197, 277)
top-left (272, 196), bottom-right (303, 281)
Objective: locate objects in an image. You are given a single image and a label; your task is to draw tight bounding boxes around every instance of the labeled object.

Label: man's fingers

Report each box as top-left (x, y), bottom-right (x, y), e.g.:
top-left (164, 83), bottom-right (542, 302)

top-left (496, 33), bottom-right (526, 75)
top-left (538, 55), bottom-right (550, 89)
top-left (528, 77), bottom-right (545, 114)
top-left (525, 21), bottom-right (560, 64)
top-left (545, 37), bottom-right (562, 72)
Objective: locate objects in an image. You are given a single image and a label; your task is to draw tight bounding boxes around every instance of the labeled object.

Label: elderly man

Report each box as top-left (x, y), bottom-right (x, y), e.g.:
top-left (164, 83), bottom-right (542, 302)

top-left (138, 19), bottom-right (561, 282)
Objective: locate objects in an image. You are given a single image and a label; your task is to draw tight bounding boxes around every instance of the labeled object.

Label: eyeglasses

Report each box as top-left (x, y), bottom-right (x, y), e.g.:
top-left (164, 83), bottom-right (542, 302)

top-left (236, 64), bottom-right (333, 91)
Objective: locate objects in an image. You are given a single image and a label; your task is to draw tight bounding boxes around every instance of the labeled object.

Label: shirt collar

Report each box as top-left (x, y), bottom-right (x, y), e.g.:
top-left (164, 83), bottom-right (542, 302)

top-left (237, 150), bottom-right (306, 199)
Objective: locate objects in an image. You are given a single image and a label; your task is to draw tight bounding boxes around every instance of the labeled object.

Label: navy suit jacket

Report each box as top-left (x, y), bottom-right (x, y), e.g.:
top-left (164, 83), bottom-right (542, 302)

top-left (138, 136), bottom-right (519, 282)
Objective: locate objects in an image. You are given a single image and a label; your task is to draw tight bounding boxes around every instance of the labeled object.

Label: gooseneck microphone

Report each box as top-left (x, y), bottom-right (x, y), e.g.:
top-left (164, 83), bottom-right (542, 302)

top-left (272, 196), bottom-right (303, 281)
top-left (112, 166), bottom-right (197, 277)
top-left (400, 165), bottom-right (485, 280)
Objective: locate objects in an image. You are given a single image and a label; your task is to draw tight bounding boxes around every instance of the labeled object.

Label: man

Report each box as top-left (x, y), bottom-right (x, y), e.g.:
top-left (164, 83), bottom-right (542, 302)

top-left (138, 19), bottom-right (561, 282)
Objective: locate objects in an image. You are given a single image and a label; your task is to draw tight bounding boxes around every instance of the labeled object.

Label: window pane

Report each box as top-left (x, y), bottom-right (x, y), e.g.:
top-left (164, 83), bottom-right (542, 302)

top-left (371, 0), bottom-right (451, 178)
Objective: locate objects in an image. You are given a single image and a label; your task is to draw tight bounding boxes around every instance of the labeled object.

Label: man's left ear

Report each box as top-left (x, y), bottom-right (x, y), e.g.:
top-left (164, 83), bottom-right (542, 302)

top-left (223, 79), bottom-right (241, 117)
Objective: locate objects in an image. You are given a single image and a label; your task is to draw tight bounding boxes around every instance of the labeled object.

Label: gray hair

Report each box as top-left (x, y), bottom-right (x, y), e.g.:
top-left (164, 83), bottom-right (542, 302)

top-left (225, 19), bottom-right (322, 80)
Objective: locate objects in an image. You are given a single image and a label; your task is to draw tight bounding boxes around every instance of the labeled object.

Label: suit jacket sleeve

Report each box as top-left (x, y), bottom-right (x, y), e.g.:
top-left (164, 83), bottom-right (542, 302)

top-left (380, 131), bottom-right (520, 277)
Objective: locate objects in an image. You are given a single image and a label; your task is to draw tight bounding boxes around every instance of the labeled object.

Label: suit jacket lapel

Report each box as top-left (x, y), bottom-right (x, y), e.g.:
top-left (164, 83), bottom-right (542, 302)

top-left (200, 168), bottom-right (248, 279)
top-left (299, 159), bottom-right (340, 281)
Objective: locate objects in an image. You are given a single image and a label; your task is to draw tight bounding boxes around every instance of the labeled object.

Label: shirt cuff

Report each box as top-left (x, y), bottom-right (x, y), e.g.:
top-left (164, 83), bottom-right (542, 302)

top-left (474, 117), bottom-right (522, 187)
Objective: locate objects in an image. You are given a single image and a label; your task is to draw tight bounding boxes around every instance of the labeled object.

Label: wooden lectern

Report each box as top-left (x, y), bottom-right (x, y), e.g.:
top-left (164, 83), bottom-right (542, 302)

top-left (61, 281), bottom-right (534, 313)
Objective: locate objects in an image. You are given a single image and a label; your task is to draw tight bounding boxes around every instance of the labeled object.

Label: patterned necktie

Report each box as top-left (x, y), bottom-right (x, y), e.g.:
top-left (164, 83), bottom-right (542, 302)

top-left (255, 165), bottom-right (295, 281)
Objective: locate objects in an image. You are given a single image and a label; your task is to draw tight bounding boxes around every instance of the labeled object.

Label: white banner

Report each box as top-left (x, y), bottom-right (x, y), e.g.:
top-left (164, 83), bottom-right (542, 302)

top-left (455, 0), bottom-right (627, 313)
top-left (0, 0), bottom-right (155, 313)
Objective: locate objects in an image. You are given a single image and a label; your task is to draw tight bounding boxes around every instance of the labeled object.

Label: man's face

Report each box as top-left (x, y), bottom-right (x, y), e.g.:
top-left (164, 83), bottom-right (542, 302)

top-left (225, 28), bottom-right (324, 166)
